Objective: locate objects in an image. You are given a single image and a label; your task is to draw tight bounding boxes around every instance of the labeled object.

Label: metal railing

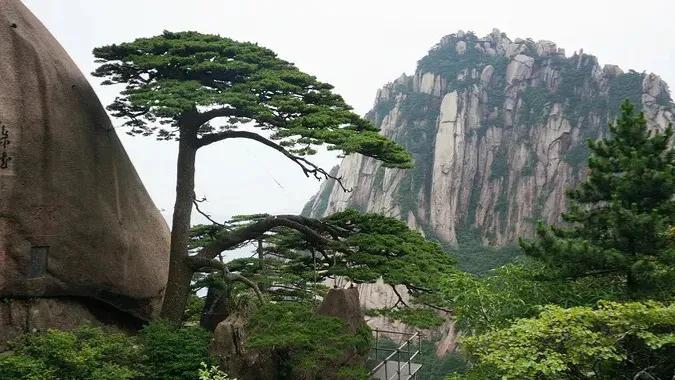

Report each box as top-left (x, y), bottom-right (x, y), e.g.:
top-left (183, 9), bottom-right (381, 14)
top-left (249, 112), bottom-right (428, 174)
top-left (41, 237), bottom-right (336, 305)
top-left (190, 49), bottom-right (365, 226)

top-left (369, 329), bottom-right (422, 380)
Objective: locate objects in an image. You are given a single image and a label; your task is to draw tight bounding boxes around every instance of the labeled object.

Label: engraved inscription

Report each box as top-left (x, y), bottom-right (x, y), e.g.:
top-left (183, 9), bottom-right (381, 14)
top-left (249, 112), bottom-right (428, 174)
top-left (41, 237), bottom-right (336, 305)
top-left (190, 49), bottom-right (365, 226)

top-left (0, 124), bottom-right (11, 170)
top-left (0, 151), bottom-right (10, 169)
top-left (29, 246), bottom-right (48, 278)
top-left (0, 124), bottom-right (9, 149)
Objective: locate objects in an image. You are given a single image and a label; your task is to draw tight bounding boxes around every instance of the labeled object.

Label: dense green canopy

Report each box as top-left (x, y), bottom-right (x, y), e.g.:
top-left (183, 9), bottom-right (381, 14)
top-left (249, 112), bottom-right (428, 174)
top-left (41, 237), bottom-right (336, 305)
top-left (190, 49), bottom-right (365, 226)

top-left (190, 209), bottom-right (455, 305)
top-left (92, 31), bottom-right (411, 167)
top-left (521, 101), bottom-right (675, 295)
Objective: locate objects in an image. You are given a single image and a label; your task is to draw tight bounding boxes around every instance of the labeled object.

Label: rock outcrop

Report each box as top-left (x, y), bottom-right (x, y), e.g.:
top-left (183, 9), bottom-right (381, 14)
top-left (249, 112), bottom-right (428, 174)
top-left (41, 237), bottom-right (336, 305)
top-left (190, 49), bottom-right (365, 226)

top-left (0, 297), bottom-right (141, 352)
top-left (212, 289), bottom-right (369, 380)
top-left (0, 0), bottom-right (169, 329)
top-left (304, 29), bottom-right (675, 246)
top-left (326, 278), bottom-right (457, 357)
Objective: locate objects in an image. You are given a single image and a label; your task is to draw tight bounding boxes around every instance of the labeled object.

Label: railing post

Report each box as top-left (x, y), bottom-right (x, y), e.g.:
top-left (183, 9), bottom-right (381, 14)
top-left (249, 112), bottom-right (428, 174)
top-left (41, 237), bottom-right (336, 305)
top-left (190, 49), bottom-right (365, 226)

top-left (407, 338), bottom-right (411, 375)
top-left (397, 348), bottom-right (401, 378)
top-left (375, 330), bottom-right (379, 361)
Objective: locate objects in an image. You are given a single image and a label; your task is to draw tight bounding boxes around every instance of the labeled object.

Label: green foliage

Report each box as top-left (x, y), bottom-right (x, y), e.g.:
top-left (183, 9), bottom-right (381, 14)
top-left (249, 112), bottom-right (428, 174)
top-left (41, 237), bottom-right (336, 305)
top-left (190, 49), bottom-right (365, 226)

top-left (520, 156), bottom-right (536, 176)
top-left (519, 87), bottom-right (553, 127)
top-left (417, 32), bottom-right (503, 92)
top-left (246, 302), bottom-right (371, 378)
top-left (460, 301), bottom-right (675, 379)
top-left (521, 101), bottom-right (675, 295)
top-left (489, 148), bottom-right (508, 179)
top-left (655, 88), bottom-right (673, 107)
top-left (367, 308), bottom-right (446, 329)
top-left (421, 350), bottom-right (467, 380)
top-left (371, 96), bottom-right (397, 126)
top-left (0, 327), bottom-right (144, 380)
top-left (93, 31), bottom-right (411, 168)
top-left (138, 321), bottom-right (214, 380)
top-left (196, 209), bottom-right (456, 306)
top-left (0, 323), bottom-right (215, 380)
top-left (608, 70), bottom-right (644, 117)
top-left (562, 141), bottom-right (590, 167)
top-left (440, 260), bottom-right (624, 332)
top-left (198, 362), bottom-right (232, 380)
top-left (452, 227), bottom-right (520, 274)
top-left (323, 210), bottom-right (455, 294)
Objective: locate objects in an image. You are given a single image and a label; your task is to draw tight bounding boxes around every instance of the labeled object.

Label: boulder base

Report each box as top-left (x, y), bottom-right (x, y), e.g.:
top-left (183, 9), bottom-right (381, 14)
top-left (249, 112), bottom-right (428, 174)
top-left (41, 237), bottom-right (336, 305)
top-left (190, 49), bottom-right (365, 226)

top-left (0, 297), bottom-right (141, 352)
top-left (0, 0), bottom-right (170, 322)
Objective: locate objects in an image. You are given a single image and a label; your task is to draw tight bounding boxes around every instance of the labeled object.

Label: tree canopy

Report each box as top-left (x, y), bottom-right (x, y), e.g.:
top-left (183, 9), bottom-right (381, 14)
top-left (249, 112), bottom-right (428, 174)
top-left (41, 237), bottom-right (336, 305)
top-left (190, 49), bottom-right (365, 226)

top-left (92, 30), bottom-right (412, 167)
top-left (520, 101), bottom-right (675, 295)
top-left (92, 31), bottom-right (414, 323)
top-left (190, 209), bottom-right (455, 308)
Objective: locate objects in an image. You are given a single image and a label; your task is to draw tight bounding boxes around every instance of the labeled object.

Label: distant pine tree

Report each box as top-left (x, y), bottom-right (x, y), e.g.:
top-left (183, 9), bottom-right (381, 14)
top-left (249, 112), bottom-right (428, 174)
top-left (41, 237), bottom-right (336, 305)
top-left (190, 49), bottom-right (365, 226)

top-left (521, 101), bottom-right (675, 296)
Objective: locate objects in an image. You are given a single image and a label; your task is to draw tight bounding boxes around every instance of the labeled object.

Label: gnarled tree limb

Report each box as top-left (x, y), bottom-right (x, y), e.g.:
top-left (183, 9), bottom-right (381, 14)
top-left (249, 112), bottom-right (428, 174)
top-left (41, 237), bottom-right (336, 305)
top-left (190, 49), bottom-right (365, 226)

top-left (186, 256), bottom-right (263, 302)
top-left (196, 130), bottom-right (350, 191)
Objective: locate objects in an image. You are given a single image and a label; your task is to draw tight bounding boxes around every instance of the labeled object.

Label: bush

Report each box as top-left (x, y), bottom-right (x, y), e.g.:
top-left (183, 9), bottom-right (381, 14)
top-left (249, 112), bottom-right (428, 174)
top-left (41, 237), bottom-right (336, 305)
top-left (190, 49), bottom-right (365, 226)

top-left (0, 322), bottom-right (215, 380)
top-left (460, 301), bottom-right (675, 379)
top-left (0, 327), bottom-right (144, 380)
top-left (246, 302), bottom-right (372, 378)
top-left (138, 321), bottom-right (214, 380)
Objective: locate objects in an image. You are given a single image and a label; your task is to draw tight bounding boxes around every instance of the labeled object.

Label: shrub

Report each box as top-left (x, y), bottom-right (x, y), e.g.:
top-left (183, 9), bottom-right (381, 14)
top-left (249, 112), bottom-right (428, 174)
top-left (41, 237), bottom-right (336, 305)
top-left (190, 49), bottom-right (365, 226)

top-left (0, 322), bottom-right (215, 380)
top-left (139, 321), bottom-right (214, 380)
top-left (0, 327), bottom-right (144, 380)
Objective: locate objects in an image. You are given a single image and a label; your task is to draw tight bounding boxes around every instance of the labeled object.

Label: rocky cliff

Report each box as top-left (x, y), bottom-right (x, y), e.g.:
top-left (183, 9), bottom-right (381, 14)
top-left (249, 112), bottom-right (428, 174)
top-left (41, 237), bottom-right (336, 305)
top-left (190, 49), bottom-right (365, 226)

top-left (304, 29), bottom-right (675, 248)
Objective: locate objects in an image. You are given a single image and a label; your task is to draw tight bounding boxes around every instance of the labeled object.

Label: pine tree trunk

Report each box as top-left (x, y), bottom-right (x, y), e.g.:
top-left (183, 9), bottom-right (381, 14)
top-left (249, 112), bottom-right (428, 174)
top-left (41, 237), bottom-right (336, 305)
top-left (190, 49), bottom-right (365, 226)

top-left (160, 128), bottom-right (198, 323)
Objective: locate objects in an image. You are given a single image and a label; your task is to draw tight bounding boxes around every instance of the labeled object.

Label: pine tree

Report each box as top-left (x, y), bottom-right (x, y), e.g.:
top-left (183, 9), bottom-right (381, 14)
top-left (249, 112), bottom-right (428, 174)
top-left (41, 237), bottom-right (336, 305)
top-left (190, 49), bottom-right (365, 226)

top-left (92, 31), bottom-right (412, 322)
top-left (521, 101), bottom-right (675, 296)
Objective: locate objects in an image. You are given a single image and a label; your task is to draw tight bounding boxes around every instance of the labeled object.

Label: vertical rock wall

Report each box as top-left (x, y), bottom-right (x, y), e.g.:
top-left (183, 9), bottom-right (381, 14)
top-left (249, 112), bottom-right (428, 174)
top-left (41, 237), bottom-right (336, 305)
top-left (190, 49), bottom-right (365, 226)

top-left (305, 29), bottom-right (675, 247)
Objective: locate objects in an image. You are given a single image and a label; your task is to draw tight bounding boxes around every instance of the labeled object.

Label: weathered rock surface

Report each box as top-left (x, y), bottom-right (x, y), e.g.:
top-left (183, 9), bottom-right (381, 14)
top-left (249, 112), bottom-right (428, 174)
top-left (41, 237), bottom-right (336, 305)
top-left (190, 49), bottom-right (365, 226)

top-left (304, 29), bottom-right (675, 246)
top-left (0, 0), bottom-right (169, 322)
top-left (211, 310), bottom-right (278, 380)
top-left (316, 287), bottom-right (367, 333)
top-left (212, 289), bottom-right (370, 380)
top-left (0, 297), bottom-right (140, 352)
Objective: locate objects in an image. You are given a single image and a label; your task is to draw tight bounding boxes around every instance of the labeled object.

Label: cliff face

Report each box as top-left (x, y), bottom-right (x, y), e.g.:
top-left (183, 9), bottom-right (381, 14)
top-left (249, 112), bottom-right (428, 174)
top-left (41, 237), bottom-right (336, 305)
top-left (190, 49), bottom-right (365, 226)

top-left (304, 29), bottom-right (675, 246)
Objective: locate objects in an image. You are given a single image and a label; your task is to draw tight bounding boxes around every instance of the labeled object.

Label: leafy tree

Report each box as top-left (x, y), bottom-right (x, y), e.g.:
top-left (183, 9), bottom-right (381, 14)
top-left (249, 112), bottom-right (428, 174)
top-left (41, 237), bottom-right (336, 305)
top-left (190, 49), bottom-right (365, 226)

top-left (520, 101), bottom-right (675, 296)
top-left (92, 31), bottom-right (412, 322)
top-left (457, 301), bottom-right (675, 379)
top-left (440, 260), bottom-right (624, 333)
top-left (190, 209), bottom-right (455, 329)
top-left (138, 321), bottom-right (214, 380)
top-left (246, 302), bottom-right (371, 379)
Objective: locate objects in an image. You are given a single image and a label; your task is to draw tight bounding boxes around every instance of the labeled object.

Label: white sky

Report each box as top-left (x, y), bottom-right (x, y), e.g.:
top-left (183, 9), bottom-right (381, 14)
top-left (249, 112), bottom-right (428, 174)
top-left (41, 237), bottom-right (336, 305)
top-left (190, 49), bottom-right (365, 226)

top-left (23, 0), bottom-right (675, 226)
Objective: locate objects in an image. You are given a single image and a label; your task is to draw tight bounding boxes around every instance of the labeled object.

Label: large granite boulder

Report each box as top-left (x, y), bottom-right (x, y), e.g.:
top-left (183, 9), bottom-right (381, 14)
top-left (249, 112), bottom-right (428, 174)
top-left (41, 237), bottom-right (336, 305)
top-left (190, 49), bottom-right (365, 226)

top-left (0, 0), bottom-right (169, 322)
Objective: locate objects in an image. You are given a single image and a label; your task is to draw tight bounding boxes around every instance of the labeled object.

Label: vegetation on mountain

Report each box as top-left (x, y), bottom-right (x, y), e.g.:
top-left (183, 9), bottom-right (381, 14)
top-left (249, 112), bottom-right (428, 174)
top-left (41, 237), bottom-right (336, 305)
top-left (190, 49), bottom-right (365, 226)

top-left (446, 102), bottom-right (675, 379)
top-left (521, 101), bottom-right (675, 296)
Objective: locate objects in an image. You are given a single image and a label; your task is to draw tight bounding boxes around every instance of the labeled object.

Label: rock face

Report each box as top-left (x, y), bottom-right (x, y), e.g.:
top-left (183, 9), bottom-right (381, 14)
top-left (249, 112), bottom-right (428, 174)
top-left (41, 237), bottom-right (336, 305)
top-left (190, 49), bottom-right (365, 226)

top-left (211, 310), bottom-right (278, 380)
top-left (0, 297), bottom-right (141, 352)
top-left (0, 0), bottom-right (169, 324)
top-left (316, 288), bottom-right (367, 333)
top-left (304, 29), bottom-right (675, 246)
top-left (326, 278), bottom-right (457, 357)
top-left (212, 289), bottom-right (369, 380)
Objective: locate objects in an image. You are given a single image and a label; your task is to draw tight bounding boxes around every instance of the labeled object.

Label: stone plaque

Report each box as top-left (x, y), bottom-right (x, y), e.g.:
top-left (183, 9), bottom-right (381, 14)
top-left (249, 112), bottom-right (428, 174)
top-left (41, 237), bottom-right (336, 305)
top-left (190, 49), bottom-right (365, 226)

top-left (28, 246), bottom-right (48, 278)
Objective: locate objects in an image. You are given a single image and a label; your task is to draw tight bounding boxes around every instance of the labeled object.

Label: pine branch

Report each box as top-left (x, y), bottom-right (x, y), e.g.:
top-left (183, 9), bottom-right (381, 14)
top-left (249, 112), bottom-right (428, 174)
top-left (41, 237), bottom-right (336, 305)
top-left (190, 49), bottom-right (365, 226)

top-left (196, 130), bottom-right (350, 192)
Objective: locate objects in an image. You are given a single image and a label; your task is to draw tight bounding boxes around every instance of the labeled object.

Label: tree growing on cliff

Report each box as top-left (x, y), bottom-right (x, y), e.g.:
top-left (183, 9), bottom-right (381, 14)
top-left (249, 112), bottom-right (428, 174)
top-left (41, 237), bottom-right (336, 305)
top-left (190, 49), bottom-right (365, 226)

top-left (189, 209), bottom-right (455, 330)
top-left (520, 101), bottom-right (675, 296)
top-left (92, 31), bottom-right (412, 322)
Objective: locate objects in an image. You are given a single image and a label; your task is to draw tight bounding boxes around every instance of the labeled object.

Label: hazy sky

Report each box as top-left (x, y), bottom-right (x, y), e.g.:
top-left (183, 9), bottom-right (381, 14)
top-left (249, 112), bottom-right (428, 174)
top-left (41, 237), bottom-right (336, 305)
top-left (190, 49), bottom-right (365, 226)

top-left (22, 0), bottom-right (675, 226)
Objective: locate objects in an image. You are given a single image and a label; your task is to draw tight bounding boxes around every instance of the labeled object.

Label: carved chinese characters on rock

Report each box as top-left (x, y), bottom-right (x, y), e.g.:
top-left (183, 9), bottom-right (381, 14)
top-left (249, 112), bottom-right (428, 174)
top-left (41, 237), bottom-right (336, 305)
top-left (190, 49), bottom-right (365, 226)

top-left (0, 123), bottom-right (11, 170)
